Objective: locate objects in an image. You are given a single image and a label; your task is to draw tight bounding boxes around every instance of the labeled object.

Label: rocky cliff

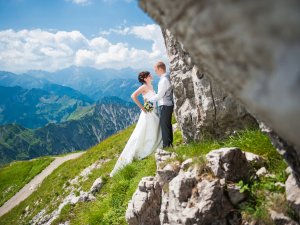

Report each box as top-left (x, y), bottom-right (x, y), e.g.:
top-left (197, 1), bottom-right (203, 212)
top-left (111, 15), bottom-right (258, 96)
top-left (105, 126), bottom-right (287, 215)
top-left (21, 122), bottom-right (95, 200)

top-left (139, 0), bottom-right (300, 183)
top-left (126, 148), bottom-right (300, 225)
top-left (162, 29), bottom-right (257, 142)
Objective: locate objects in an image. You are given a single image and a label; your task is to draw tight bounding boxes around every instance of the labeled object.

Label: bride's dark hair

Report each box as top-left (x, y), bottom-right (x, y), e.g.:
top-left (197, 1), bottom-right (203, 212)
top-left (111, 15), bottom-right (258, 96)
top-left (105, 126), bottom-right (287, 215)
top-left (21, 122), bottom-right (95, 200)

top-left (138, 71), bottom-right (150, 84)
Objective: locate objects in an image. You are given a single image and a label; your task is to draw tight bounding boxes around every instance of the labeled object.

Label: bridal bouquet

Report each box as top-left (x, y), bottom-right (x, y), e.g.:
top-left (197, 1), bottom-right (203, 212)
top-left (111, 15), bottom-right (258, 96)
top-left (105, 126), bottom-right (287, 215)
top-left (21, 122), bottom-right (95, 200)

top-left (144, 101), bottom-right (154, 112)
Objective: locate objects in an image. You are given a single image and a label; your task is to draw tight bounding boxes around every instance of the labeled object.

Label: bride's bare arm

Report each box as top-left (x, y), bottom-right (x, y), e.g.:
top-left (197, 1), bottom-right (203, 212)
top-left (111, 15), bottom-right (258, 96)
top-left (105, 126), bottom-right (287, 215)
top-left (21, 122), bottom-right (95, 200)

top-left (131, 85), bottom-right (147, 112)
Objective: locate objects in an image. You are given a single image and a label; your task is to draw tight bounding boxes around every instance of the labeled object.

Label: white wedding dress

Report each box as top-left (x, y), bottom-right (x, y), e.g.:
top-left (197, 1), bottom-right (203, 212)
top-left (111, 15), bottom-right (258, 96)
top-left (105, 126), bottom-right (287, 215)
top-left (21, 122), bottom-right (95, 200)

top-left (110, 90), bottom-right (162, 177)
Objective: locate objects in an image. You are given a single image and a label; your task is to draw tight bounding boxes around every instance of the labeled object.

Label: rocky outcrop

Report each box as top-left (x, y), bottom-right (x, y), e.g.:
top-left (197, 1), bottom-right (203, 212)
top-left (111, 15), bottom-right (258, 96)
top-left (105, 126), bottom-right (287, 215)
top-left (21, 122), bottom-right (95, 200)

top-left (161, 29), bottom-right (257, 142)
top-left (166, 172), bottom-right (233, 225)
top-left (286, 173), bottom-right (300, 219)
top-left (126, 177), bottom-right (162, 225)
top-left (206, 147), bottom-right (250, 182)
top-left (126, 148), bottom-right (278, 225)
top-left (260, 122), bottom-right (300, 184)
top-left (269, 210), bottom-right (299, 225)
top-left (139, 0), bottom-right (300, 182)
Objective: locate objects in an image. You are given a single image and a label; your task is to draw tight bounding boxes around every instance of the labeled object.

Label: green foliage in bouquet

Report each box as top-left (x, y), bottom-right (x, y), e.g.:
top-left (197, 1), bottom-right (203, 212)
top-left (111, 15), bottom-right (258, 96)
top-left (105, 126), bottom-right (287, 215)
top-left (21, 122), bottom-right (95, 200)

top-left (144, 101), bottom-right (154, 112)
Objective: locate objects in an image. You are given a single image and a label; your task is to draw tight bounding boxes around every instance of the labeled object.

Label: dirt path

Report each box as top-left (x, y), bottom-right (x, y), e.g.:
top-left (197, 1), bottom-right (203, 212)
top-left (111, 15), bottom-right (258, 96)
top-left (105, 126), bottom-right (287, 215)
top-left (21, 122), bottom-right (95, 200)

top-left (0, 152), bottom-right (85, 217)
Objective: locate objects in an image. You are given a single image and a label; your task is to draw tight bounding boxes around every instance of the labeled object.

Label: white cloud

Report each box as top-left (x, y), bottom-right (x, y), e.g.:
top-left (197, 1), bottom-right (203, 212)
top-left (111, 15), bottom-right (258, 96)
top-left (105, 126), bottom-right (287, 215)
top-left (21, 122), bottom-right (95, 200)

top-left (100, 24), bottom-right (165, 57)
top-left (68, 0), bottom-right (91, 5)
top-left (0, 25), bottom-right (167, 73)
top-left (129, 24), bottom-right (166, 58)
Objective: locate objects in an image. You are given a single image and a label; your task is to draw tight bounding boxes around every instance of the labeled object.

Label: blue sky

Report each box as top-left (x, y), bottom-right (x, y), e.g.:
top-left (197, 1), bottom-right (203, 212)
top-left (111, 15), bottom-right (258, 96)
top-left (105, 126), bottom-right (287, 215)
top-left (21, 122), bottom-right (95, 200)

top-left (0, 0), bottom-right (167, 72)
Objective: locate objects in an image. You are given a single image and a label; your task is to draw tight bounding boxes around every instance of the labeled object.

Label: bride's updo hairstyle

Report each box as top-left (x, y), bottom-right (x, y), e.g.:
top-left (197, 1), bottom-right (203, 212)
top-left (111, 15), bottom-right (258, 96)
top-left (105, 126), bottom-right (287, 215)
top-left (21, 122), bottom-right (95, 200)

top-left (138, 71), bottom-right (150, 85)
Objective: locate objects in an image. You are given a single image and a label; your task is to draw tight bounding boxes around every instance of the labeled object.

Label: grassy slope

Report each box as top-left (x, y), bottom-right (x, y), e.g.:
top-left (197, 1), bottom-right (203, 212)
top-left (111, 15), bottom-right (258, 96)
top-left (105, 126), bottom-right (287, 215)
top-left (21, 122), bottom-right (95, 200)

top-left (66, 105), bottom-right (95, 121)
top-left (0, 123), bottom-right (289, 224)
top-left (0, 157), bottom-right (54, 207)
top-left (0, 125), bottom-right (137, 224)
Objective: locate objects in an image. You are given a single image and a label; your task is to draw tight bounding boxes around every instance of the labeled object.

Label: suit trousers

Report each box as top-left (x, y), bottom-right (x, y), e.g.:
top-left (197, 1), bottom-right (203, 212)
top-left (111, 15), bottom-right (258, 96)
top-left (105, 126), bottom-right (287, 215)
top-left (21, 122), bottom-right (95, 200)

top-left (159, 105), bottom-right (174, 148)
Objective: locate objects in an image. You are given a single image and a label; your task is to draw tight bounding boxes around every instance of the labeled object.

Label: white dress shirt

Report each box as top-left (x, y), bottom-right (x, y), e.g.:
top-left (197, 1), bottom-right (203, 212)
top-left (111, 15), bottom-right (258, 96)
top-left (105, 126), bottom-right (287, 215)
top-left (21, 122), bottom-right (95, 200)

top-left (149, 73), bottom-right (173, 106)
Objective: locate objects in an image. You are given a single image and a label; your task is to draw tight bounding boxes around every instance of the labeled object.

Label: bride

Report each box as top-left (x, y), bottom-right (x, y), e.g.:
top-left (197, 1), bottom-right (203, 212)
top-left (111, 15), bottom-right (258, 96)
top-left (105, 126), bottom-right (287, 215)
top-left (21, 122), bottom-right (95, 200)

top-left (110, 71), bottom-right (162, 177)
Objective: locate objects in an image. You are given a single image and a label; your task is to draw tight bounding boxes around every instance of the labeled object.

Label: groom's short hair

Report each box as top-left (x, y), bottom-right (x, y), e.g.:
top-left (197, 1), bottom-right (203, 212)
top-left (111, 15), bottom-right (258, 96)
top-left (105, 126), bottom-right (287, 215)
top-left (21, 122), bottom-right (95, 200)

top-left (156, 61), bottom-right (166, 72)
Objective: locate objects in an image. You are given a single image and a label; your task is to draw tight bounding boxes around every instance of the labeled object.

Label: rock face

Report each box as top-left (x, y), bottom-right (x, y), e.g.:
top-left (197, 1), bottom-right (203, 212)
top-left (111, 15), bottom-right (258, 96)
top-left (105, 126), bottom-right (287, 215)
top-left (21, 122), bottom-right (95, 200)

top-left (167, 173), bottom-right (232, 225)
top-left (260, 122), bottom-right (300, 184)
top-left (269, 209), bottom-right (299, 225)
top-left (126, 148), bottom-right (265, 225)
top-left (139, 0), bottom-right (300, 182)
top-left (286, 173), bottom-right (300, 219)
top-left (206, 147), bottom-right (250, 182)
top-left (126, 177), bottom-right (162, 225)
top-left (161, 29), bottom-right (257, 142)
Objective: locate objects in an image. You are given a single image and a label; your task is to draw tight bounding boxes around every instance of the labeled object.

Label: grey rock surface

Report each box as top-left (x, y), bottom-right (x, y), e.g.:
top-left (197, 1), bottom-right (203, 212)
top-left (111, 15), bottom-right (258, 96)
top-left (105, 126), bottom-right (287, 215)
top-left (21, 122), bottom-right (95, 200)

top-left (169, 177), bottom-right (232, 225)
top-left (89, 177), bottom-right (103, 195)
top-left (126, 176), bottom-right (162, 225)
top-left (227, 183), bottom-right (247, 205)
top-left (260, 122), bottom-right (300, 183)
top-left (286, 174), bottom-right (300, 219)
top-left (244, 152), bottom-right (265, 168)
top-left (206, 147), bottom-right (250, 182)
top-left (161, 28), bottom-right (257, 142)
top-left (155, 149), bottom-right (180, 185)
top-left (139, 0), bottom-right (300, 182)
top-left (139, 0), bottom-right (300, 150)
top-left (269, 209), bottom-right (299, 225)
top-left (127, 149), bottom-right (261, 225)
top-left (256, 167), bottom-right (268, 178)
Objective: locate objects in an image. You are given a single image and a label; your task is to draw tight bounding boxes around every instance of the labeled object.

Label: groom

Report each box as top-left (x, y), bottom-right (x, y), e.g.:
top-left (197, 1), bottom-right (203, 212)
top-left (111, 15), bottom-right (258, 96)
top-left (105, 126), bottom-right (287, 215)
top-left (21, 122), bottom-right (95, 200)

top-left (149, 61), bottom-right (174, 148)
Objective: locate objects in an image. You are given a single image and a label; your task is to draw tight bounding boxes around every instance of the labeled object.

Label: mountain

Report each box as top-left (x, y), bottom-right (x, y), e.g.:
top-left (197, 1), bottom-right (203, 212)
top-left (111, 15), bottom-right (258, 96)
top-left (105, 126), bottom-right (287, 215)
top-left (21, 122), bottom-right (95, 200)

top-left (0, 71), bottom-right (49, 89)
top-left (0, 96), bottom-right (139, 166)
top-left (99, 78), bottom-right (141, 101)
top-left (0, 85), bottom-right (94, 129)
top-left (0, 124), bottom-right (36, 165)
top-left (26, 67), bottom-right (159, 101)
top-left (0, 67), bottom-right (159, 102)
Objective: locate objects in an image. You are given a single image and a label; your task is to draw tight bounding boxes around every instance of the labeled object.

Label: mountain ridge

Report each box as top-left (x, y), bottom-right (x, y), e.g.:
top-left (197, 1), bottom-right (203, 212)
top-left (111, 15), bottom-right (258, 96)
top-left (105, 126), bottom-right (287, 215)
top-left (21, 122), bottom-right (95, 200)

top-left (0, 97), bottom-right (139, 166)
top-left (0, 85), bottom-right (93, 129)
top-left (0, 67), bottom-right (158, 103)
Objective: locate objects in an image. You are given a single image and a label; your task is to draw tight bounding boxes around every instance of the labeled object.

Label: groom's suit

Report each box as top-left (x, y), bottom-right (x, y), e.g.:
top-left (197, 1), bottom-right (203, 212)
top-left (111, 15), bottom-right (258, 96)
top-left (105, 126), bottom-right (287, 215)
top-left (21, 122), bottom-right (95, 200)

top-left (149, 73), bottom-right (174, 148)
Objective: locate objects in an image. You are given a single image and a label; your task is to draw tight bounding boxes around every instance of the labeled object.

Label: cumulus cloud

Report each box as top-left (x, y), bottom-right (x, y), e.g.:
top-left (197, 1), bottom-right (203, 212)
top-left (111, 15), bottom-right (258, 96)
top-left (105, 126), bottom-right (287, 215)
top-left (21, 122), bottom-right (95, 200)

top-left (129, 24), bottom-right (166, 59)
top-left (100, 24), bottom-right (166, 60)
top-left (0, 25), bottom-right (167, 73)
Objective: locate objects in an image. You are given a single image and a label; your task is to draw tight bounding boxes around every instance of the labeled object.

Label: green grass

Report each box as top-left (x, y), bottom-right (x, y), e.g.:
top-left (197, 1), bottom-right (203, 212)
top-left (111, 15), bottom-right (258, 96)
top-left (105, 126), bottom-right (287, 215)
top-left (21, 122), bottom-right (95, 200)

top-left (66, 128), bottom-right (287, 225)
top-left (0, 123), bottom-right (289, 225)
top-left (166, 129), bottom-right (289, 224)
top-left (168, 129), bottom-right (286, 174)
top-left (0, 125), bottom-right (137, 224)
top-left (0, 157), bottom-right (54, 207)
top-left (58, 157), bottom-right (157, 225)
